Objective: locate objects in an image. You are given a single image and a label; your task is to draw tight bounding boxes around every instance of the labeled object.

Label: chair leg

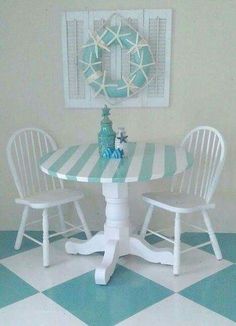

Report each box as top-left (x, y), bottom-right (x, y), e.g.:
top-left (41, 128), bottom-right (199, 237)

top-left (57, 205), bottom-right (66, 234)
top-left (140, 205), bottom-right (154, 238)
top-left (74, 201), bottom-right (92, 239)
top-left (14, 206), bottom-right (29, 250)
top-left (202, 210), bottom-right (222, 260)
top-left (173, 213), bottom-right (181, 275)
top-left (42, 209), bottom-right (50, 267)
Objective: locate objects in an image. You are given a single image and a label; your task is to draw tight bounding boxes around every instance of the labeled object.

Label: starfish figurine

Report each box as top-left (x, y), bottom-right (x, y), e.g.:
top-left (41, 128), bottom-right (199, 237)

top-left (102, 104), bottom-right (110, 116)
top-left (86, 71), bottom-right (103, 85)
top-left (91, 71), bottom-right (117, 98)
top-left (82, 30), bottom-right (110, 58)
top-left (106, 23), bottom-right (131, 48)
top-left (117, 132), bottom-right (128, 143)
top-left (79, 52), bottom-right (102, 74)
top-left (127, 33), bottom-right (150, 58)
top-left (117, 74), bottom-right (139, 97)
top-left (130, 51), bottom-right (155, 82)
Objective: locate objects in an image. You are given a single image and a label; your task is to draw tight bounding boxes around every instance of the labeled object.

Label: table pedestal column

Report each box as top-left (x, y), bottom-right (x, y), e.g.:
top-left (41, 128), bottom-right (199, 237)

top-left (65, 183), bottom-right (173, 285)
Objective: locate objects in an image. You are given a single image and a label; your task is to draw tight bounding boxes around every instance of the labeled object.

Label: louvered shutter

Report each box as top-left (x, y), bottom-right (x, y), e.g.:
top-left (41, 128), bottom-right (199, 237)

top-left (62, 9), bottom-right (172, 109)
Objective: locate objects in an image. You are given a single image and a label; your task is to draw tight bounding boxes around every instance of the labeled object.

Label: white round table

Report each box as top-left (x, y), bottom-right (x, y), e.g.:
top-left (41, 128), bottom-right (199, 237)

top-left (40, 142), bottom-right (193, 284)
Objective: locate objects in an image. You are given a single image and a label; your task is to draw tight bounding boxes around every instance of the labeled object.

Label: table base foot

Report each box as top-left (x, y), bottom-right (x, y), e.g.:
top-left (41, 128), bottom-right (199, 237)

top-left (95, 240), bottom-right (119, 285)
top-left (130, 235), bottom-right (173, 265)
top-left (65, 233), bottom-right (173, 285)
top-left (65, 232), bottom-right (105, 255)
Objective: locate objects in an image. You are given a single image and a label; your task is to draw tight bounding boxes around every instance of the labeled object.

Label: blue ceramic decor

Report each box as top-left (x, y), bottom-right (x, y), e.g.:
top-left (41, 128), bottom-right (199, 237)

top-left (102, 148), bottom-right (124, 159)
top-left (98, 105), bottom-right (116, 157)
top-left (112, 148), bottom-right (124, 159)
top-left (102, 148), bottom-right (114, 159)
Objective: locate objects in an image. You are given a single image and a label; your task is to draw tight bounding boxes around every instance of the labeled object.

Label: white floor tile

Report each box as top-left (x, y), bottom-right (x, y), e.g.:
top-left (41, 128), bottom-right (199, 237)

top-left (117, 293), bottom-right (235, 326)
top-left (0, 293), bottom-right (85, 326)
top-left (1, 238), bottom-right (102, 291)
top-left (119, 241), bottom-right (232, 292)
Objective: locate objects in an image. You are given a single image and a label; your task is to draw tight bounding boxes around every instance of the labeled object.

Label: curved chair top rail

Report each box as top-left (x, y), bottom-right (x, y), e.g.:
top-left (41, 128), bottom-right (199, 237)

top-left (7, 127), bottom-right (58, 151)
top-left (172, 126), bottom-right (226, 203)
top-left (7, 127), bottom-right (63, 198)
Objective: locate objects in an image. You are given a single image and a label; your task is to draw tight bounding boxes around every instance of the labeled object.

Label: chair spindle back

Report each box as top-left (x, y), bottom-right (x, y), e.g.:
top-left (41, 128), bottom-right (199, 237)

top-left (171, 126), bottom-right (225, 203)
top-left (7, 127), bottom-right (63, 198)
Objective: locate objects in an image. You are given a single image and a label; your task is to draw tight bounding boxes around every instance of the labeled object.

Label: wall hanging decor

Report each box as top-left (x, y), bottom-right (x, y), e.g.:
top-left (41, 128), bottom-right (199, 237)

top-left (62, 9), bottom-right (172, 108)
top-left (80, 16), bottom-right (155, 104)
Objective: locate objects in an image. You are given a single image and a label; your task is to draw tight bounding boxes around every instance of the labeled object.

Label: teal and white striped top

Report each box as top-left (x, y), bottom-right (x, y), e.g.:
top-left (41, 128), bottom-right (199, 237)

top-left (40, 142), bottom-right (193, 183)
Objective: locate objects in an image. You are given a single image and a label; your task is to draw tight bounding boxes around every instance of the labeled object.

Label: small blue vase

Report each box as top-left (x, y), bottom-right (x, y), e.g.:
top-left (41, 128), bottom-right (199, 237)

top-left (98, 105), bottom-right (116, 157)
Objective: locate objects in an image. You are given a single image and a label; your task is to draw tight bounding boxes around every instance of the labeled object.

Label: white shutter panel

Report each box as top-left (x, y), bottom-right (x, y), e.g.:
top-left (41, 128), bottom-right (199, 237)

top-left (62, 11), bottom-right (89, 108)
top-left (143, 10), bottom-right (172, 107)
top-left (62, 10), bottom-right (172, 109)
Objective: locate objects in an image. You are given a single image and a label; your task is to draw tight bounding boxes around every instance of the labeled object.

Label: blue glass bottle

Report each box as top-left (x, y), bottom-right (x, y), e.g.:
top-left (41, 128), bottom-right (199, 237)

top-left (98, 105), bottom-right (116, 157)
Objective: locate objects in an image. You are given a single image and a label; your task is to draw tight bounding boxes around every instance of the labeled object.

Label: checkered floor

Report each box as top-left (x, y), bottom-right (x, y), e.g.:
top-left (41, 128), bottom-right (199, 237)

top-left (0, 231), bottom-right (235, 325)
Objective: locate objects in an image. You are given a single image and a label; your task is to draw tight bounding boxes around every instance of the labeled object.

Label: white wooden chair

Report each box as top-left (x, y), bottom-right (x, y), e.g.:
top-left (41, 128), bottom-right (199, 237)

top-left (7, 127), bottom-right (92, 267)
top-left (140, 126), bottom-right (226, 275)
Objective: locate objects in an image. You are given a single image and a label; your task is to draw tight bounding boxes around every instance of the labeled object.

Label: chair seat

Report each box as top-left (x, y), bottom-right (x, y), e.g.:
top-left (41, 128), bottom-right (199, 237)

top-left (142, 191), bottom-right (215, 214)
top-left (15, 188), bottom-right (84, 209)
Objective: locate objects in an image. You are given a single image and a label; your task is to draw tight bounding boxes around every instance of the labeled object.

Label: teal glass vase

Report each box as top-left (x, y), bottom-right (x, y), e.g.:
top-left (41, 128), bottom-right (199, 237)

top-left (98, 105), bottom-right (116, 157)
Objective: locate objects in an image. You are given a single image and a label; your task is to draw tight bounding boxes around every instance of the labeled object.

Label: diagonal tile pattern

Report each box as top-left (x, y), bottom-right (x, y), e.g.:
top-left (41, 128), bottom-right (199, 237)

top-left (117, 294), bottom-right (236, 326)
top-left (1, 238), bottom-right (102, 291)
top-left (0, 293), bottom-right (85, 326)
top-left (0, 231), bottom-right (235, 325)
top-left (118, 240), bottom-right (232, 292)
top-left (0, 231), bottom-right (62, 259)
top-left (0, 264), bottom-right (37, 309)
top-left (182, 232), bottom-right (236, 263)
top-left (180, 265), bottom-right (236, 322)
top-left (44, 265), bottom-right (173, 325)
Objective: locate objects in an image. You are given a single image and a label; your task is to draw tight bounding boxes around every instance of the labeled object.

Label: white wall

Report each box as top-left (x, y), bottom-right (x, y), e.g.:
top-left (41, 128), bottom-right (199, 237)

top-left (1, 0), bottom-right (236, 231)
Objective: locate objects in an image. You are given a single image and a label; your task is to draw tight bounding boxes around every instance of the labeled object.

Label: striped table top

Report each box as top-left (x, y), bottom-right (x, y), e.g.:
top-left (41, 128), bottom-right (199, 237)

top-left (40, 142), bottom-right (193, 183)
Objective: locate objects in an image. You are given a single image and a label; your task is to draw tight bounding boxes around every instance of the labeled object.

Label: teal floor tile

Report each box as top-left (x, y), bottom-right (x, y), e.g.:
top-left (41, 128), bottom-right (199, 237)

top-left (182, 232), bottom-right (236, 263)
top-left (43, 264), bottom-right (173, 326)
top-left (69, 231), bottom-right (97, 240)
top-left (0, 231), bottom-right (62, 259)
top-left (0, 264), bottom-right (38, 308)
top-left (180, 265), bottom-right (236, 322)
top-left (145, 233), bottom-right (164, 245)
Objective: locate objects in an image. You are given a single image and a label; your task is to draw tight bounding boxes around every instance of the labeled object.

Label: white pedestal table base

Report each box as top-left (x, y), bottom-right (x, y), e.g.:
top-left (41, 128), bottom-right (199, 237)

top-left (65, 183), bottom-right (173, 285)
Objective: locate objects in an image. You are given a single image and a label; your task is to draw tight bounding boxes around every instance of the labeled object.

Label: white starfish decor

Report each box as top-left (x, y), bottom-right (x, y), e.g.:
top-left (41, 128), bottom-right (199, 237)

top-left (117, 75), bottom-right (139, 97)
top-left (130, 52), bottom-right (155, 82)
top-left (82, 30), bottom-right (110, 58)
top-left (91, 71), bottom-right (117, 97)
top-left (80, 14), bottom-right (156, 103)
top-left (86, 71), bottom-right (103, 85)
top-left (127, 33), bottom-right (150, 58)
top-left (79, 52), bottom-right (102, 74)
top-left (105, 23), bottom-right (131, 48)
